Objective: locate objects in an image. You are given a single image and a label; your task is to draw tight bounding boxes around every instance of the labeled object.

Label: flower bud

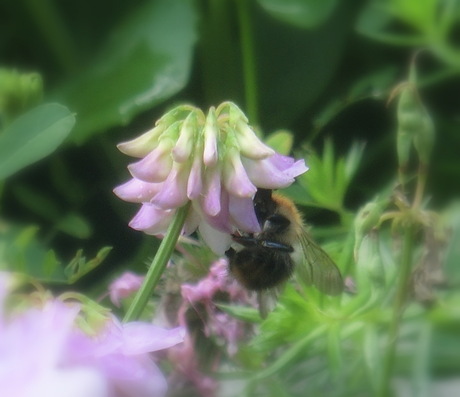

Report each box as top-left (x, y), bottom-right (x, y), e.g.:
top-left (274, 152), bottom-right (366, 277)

top-left (203, 107), bottom-right (218, 166)
top-left (172, 110), bottom-right (201, 163)
top-left (234, 120), bottom-right (275, 159)
top-left (117, 124), bottom-right (165, 158)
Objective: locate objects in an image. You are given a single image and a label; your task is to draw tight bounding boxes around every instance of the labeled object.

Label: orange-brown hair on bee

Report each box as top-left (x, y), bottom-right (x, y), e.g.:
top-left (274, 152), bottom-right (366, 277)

top-left (271, 192), bottom-right (304, 241)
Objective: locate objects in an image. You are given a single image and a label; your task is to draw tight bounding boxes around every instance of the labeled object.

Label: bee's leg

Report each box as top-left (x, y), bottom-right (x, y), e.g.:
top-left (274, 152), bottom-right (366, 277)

top-left (231, 235), bottom-right (258, 247)
top-left (260, 240), bottom-right (294, 252)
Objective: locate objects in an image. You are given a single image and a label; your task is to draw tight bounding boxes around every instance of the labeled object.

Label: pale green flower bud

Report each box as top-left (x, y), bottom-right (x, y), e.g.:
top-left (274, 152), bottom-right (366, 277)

top-left (203, 107), bottom-right (218, 166)
top-left (172, 110), bottom-right (201, 163)
top-left (234, 120), bottom-right (275, 160)
top-left (117, 124), bottom-right (166, 158)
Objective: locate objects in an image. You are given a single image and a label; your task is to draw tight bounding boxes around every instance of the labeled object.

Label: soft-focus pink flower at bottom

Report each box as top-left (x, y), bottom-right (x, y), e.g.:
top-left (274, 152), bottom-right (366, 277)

top-left (0, 293), bottom-right (185, 397)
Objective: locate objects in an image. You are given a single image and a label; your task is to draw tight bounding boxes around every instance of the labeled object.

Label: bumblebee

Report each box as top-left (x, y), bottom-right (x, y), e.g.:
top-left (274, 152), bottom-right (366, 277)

top-left (225, 189), bottom-right (343, 314)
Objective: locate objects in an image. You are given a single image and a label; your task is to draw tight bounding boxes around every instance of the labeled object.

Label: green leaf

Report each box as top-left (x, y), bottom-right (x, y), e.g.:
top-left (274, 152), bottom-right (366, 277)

top-left (0, 222), bottom-right (110, 283)
top-left (356, 1), bottom-right (426, 46)
top-left (65, 246), bottom-right (112, 284)
top-left (12, 184), bottom-right (62, 221)
top-left (0, 224), bottom-right (63, 280)
top-left (257, 0), bottom-right (338, 29)
top-left (53, 0), bottom-right (197, 144)
top-left (216, 303), bottom-right (262, 323)
top-left (256, 1), bottom-right (353, 130)
top-left (0, 103), bottom-right (75, 180)
top-left (312, 66), bottom-right (398, 135)
top-left (0, 68), bottom-right (43, 126)
top-left (295, 140), bottom-right (364, 212)
top-left (265, 130), bottom-right (294, 155)
top-left (55, 213), bottom-right (92, 239)
top-left (363, 324), bottom-right (382, 391)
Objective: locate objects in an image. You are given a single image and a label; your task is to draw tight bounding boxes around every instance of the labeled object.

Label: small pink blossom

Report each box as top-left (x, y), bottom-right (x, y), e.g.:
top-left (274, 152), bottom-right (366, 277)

top-left (179, 258), bottom-right (252, 356)
top-left (114, 102), bottom-right (308, 254)
top-left (109, 272), bottom-right (145, 307)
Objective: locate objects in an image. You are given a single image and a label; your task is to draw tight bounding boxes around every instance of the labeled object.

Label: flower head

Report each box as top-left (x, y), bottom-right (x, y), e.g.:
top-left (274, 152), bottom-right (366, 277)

top-left (114, 102), bottom-right (308, 253)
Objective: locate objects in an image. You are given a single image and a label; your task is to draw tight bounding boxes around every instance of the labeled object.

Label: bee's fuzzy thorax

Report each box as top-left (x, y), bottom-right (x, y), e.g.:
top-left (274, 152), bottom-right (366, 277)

top-left (271, 193), bottom-right (304, 240)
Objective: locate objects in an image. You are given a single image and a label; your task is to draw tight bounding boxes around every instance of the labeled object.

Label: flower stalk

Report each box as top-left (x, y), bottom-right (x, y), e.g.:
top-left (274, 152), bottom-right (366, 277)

top-left (123, 202), bottom-right (190, 322)
top-left (378, 222), bottom-right (416, 397)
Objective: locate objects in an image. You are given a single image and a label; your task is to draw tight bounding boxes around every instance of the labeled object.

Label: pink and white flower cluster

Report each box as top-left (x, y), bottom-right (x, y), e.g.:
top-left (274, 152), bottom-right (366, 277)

top-left (114, 102), bottom-right (307, 254)
top-left (0, 272), bottom-right (184, 397)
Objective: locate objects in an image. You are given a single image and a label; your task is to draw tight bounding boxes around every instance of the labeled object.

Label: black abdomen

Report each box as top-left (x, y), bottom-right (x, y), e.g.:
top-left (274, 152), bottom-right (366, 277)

top-left (228, 247), bottom-right (294, 291)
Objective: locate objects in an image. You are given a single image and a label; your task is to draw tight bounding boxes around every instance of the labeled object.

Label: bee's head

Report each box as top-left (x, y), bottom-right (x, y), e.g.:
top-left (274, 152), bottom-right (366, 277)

top-left (254, 189), bottom-right (277, 226)
top-left (263, 214), bottom-right (291, 234)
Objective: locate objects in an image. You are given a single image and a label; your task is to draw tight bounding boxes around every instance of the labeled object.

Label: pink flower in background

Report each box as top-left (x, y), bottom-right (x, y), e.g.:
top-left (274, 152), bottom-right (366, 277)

top-left (114, 102), bottom-right (307, 254)
top-left (166, 258), bottom-right (254, 396)
top-left (0, 282), bottom-right (185, 397)
top-left (180, 258), bottom-right (252, 356)
top-left (109, 271), bottom-right (145, 307)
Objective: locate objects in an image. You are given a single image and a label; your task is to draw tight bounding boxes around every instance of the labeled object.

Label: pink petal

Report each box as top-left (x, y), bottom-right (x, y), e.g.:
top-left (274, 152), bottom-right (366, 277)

top-left (183, 205), bottom-right (201, 235)
top-left (109, 272), bottom-right (145, 308)
top-left (200, 188), bottom-right (230, 232)
top-left (127, 139), bottom-right (174, 183)
top-left (242, 155), bottom-right (307, 189)
top-left (121, 324), bottom-right (185, 355)
top-left (187, 148), bottom-right (204, 199)
top-left (229, 195), bottom-right (261, 233)
top-left (198, 222), bottom-right (233, 255)
top-left (112, 359), bottom-right (167, 397)
top-left (269, 153), bottom-right (309, 177)
top-left (202, 166), bottom-right (221, 217)
top-left (129, 204), bottom-right (175, 235)
top-left (151, 162), bottom-right (190, 209)
top-left (113, 178), bottom-right (161, 203)
top-left (222, 149), bottom-right (257, 198)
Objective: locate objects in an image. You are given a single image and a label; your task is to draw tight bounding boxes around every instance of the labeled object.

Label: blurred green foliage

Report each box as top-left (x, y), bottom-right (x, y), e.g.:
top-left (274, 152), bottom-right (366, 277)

top-left (0, 0), bottom-right (459, 396)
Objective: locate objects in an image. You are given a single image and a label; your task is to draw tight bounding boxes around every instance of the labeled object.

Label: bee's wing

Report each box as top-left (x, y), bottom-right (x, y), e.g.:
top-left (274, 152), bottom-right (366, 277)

top-left (296, 230), bottom-right (343, 295)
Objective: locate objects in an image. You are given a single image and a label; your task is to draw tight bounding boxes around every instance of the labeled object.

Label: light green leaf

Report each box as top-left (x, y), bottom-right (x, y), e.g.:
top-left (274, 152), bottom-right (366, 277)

top-left (0, 103), bottom-right (75, 180)
top-left (53, 0), bottom-right (197, 144)
top-left (216, 303), bottom-right (262, 323)
top-left (55, 213), bottom-right (92, 239)
top-left (356, 0), bottom-right (426, 46)
top-left (65, 247), bottom-right (112, 284)
top-left (0, 222), bottom-right (110, 283)
top-left (265, 130), bottom-right (294, 155)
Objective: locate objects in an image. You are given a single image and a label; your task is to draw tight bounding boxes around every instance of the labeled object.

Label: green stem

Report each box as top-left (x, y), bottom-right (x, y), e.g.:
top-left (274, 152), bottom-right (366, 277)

top-left (378, 223), bottom-right (415, 397)
top-left (22, 0), bottom-right (80, 74)
top-left (123, 202), bottom-right (190, 322)
top-left (412, 162), bottom-right (427, 209)
top-left (235, 0), bottom-right (259, 125)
